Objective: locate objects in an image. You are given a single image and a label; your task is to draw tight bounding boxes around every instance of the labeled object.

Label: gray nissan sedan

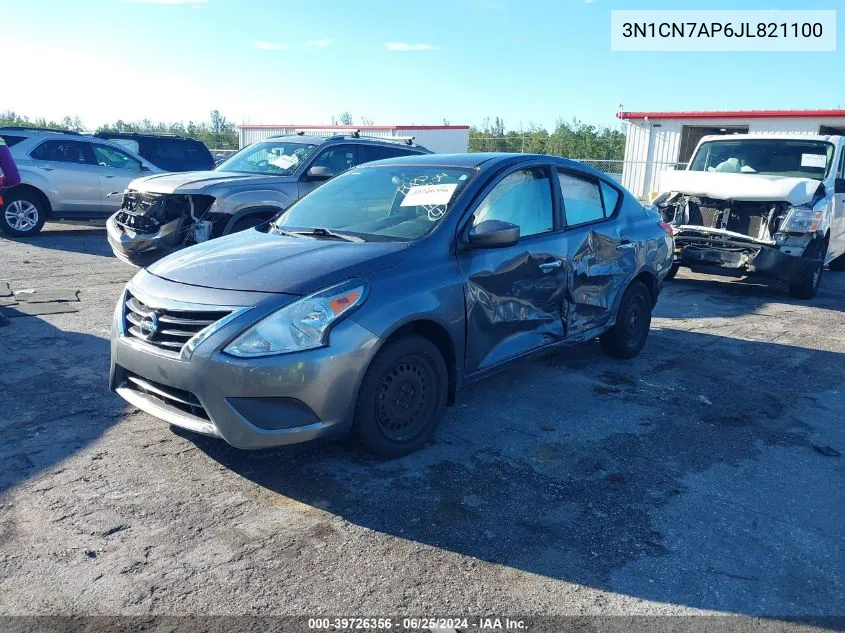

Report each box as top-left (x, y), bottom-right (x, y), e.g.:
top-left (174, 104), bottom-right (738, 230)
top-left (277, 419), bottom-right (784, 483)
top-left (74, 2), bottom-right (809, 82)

top-left (110, 153), bottom-right (674, 457)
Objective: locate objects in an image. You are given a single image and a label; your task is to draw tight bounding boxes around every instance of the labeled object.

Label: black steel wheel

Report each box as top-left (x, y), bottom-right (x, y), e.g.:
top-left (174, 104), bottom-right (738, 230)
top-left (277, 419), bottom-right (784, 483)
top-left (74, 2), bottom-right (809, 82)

top-left (600, 281), bottom-right (652, 359)
top-left (353, 335), bottom-right (447, 458)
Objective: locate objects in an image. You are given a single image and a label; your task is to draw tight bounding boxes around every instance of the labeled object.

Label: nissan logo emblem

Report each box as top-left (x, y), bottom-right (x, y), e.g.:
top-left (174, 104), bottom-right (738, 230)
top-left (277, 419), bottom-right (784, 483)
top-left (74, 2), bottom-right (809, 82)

top-left (139, 312), bottom-right (159, 340)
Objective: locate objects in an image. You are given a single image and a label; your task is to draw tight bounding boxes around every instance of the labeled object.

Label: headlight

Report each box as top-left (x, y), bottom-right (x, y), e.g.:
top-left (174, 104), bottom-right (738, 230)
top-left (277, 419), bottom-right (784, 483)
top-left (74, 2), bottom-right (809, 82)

top-left (223, 279), bottom-right (368, 358)
top-left (780, 206), bottom-right (822, 234)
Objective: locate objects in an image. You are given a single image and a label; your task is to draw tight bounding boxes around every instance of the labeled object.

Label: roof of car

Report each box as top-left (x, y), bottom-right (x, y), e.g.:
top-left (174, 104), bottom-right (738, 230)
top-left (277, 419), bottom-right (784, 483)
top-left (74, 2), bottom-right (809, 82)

top-left (265, 134), bottom-right (431, 151)
top-left (697, 133), bottom-right (844, 144)
top-left (94, 132), bottom-right (202, 142)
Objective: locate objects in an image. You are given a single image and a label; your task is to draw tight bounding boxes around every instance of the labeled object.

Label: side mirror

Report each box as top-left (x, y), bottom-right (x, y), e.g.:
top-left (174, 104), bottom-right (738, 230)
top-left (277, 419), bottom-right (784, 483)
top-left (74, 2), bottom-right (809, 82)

top-left (835, 178), bottom-right (845, 194)
top-left (140, 164), bottom-right (150, 172)
top-left (306, 166), bottom-right (333, 181)
top-left (467, 219), bottom-right (520, 248)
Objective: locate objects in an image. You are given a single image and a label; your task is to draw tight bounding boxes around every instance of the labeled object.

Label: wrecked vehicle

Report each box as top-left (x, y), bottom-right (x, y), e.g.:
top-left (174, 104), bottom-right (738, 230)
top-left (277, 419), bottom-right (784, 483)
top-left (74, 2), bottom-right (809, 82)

top-left (106, 133), bottom-right (431, 265)
top-left (110, 153), bottom-right (673, 457)
top-left (654, 134), bottom-right (845, 298)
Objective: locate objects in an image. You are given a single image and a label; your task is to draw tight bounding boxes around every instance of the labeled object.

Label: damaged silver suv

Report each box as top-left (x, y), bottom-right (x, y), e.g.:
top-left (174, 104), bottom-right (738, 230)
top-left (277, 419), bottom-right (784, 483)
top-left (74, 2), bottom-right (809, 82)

top-left (106, 132), bottom-right (431, 265)
top-left (654, 134), bottom-right (845, 299)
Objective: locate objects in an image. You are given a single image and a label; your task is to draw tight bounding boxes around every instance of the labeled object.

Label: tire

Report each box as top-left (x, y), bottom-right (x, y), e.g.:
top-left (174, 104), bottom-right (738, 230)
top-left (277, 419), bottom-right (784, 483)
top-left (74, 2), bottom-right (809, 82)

top-left (600, 281), bottom-right (653, 359)
top-left (828, 252), bottom-right (845, 272)
top-left (0, 189), bottom-right (47, 237)
top-left (789, 237), bottom-right (827, 300)
top-left (789, 261), bottom-right (823, 299)
top-left (664, 263), bottom-right (680, 281)
top-left (228, 214), bottom-right (272, 234)
top-left (352, 334), bottom-right (448, 458)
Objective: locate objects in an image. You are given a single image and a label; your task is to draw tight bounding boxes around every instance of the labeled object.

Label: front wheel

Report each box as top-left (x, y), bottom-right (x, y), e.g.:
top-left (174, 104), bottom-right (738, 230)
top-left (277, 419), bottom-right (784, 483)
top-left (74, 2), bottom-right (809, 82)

top-left (600, 281), bottom-right (653, 359)
top-left (789, 237), bottom-right (827, 299)
top-left (353, 335), bottom-right (448, 458)
top-left (1, 189), bottom-right (47, 237)
top-left (789, 261), bottom-right (823, 299)
top-left (664, 263), bottom-right (680, 281)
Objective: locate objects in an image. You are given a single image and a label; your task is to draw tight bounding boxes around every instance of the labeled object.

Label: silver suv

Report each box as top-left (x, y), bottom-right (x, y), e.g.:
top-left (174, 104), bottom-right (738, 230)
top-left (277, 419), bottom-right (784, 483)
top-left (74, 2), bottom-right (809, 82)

top-left (105, 132), bottom-right (431, 265)
top-left (0, 127), bottom-right (160, 237)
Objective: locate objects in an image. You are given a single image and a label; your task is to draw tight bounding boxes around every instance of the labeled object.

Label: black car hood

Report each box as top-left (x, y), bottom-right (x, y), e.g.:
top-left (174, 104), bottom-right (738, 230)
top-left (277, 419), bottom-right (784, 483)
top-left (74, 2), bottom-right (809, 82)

top-left (147, 229), bottom-right (408, 295)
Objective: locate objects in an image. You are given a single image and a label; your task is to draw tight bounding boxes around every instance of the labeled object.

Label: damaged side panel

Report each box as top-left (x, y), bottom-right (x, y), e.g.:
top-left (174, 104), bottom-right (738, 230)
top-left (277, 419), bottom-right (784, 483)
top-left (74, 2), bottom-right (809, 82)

top-left (461, 246), bottom-right (566, 373)
top-left (565, 228), bottom-right (636, 337)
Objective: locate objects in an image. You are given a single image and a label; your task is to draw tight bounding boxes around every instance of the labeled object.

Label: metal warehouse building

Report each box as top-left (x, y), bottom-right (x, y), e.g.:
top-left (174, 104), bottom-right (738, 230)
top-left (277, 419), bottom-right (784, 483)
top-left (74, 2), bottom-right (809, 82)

top-left (617, 109), bottom-right (845, 200)
top-left (238, 124), bottom-right (470, 154)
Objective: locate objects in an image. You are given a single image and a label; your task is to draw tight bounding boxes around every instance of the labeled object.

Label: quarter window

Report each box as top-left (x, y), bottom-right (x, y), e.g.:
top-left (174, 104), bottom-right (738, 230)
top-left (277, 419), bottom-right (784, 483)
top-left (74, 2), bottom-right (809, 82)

top-left (472, 167), bottom-right (554, 238)
top-left (600, 181), bottom-right (619, 214)
top-left (30, 140), bottom-right (91, 164)
top-left (558, 170), bottom-right (616, 226)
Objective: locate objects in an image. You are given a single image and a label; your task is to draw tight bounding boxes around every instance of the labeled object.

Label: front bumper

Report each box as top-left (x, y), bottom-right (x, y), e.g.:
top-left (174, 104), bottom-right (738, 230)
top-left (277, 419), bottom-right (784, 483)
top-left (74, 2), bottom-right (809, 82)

top-left (674, 232), bottom-right (816, 284)
top-left (106, 214), bottom-right (183, 267)
top-left (109, 273), bottom-right (381, 449)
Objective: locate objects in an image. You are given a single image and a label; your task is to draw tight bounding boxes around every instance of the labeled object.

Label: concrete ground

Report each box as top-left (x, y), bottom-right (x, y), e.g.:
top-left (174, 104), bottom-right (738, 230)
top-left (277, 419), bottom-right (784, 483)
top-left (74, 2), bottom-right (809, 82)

top-left (1, 224), bottom-right (843, 624)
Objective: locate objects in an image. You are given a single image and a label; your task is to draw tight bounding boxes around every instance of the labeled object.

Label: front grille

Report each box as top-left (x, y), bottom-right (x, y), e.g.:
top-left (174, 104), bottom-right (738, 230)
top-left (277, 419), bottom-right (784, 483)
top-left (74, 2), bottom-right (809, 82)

top-left (123, 291), bottom-right (231, 355)
top-left (124, 371), bottom-right (209, 420)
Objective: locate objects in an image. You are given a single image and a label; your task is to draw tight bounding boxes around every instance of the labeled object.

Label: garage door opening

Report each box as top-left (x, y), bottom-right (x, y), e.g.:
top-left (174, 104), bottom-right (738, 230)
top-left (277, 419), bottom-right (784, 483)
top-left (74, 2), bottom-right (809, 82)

top-left (678, 125), bottom-right (749, 164)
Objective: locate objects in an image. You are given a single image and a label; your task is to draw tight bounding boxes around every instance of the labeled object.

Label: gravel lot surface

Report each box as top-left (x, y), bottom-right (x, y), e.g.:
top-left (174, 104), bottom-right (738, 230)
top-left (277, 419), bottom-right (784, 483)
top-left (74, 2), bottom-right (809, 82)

top-left (1, 225), bottom-right (843, 624)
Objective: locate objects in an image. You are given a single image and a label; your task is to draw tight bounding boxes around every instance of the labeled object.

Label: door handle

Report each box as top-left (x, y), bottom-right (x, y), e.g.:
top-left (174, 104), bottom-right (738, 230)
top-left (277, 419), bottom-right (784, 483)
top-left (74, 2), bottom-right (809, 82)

top-left (539, 260), bottom-right (562, 273)
top-left (38, 166), bottom-right (54, 171)
top-left (104, 174), bottom-right (115, 179)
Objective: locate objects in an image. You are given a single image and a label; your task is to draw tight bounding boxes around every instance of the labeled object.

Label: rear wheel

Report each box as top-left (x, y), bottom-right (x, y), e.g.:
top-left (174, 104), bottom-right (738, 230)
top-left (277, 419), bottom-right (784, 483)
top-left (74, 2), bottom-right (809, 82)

top-left (0, 189), bottom-right (47, 237)
top-left (353, 335), bottom-right (447, 458)
top-left (600, 281), bottom-right (652, 359)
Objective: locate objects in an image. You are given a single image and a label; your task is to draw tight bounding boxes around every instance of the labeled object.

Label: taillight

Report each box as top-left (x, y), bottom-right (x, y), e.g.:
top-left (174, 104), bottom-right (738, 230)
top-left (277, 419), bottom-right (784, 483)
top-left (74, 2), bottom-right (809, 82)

top-left (658, 221), bottom-right (673, 235)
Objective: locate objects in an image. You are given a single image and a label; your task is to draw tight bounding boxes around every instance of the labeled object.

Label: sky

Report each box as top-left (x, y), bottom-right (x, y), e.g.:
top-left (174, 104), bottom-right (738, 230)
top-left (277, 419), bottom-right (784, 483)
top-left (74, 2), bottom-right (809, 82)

top-left (1, 0), bottom-right (844, 131)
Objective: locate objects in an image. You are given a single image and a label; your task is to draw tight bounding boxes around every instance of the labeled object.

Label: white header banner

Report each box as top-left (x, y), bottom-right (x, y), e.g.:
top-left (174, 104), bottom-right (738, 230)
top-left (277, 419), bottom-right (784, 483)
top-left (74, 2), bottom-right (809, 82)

top-left (611, 10), bottom-right (836, 52)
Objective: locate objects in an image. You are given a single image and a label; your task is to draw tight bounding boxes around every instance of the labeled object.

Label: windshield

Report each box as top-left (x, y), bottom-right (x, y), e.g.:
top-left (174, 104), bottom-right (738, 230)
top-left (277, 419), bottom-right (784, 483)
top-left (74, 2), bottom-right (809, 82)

top-left (217, 140), bottom-right (318, 175)
top-left (689, 139), bottom-right (835, 180)
top-left (273, 166), bottom-right (475, 241)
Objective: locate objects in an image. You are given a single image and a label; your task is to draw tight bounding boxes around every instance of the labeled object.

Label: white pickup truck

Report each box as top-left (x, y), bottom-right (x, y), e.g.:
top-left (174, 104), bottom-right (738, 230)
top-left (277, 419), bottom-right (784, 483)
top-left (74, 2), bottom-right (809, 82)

top-left (653, 134), bottom-right (845, 299)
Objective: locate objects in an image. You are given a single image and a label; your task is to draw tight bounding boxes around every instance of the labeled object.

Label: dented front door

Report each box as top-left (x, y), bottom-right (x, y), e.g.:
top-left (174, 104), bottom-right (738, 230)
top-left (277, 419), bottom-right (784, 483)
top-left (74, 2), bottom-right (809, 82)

top-left (458, 165), bottom-right (567, 373)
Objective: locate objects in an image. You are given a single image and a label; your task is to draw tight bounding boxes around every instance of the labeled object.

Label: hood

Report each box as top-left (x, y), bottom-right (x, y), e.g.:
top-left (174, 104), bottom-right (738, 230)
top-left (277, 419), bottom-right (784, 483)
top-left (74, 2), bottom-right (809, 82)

top-left (147, 228), bottom-right (408, 294)
top-left (659, 170), bottom-right (822, 205)
top-left (129, 170), bottom-right (295, 195)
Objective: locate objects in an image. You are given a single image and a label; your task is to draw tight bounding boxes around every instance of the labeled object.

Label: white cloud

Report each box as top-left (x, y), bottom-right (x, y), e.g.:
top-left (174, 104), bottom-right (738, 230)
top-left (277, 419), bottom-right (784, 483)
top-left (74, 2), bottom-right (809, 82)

top-left (125, 0), bottom-right (207, 4)
top-left (385, 42), bottom-right (439, 52)
top-left (253, 40), bottom-right (290, 51)
top-left (306, 39), bottom-right (333, 47)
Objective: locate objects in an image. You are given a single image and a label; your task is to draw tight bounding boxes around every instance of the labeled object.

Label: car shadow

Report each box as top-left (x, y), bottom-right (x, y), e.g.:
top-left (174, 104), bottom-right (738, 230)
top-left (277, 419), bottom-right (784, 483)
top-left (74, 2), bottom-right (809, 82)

top-left (0, 310), bottom-right (123, 495)
top-left (657, 268), bottom-right (845, 319)
top-left (1, 224), bottom-right (116, 259)
top-left (186, 327), bottom-right (845, 618)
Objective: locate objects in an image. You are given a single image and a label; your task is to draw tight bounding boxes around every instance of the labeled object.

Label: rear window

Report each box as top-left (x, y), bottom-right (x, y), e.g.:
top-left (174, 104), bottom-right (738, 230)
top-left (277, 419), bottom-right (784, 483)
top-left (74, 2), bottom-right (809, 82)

top-left (142, 139), bottom-right (213, 172)
top-left (0, 134), bottom-right (26, 147)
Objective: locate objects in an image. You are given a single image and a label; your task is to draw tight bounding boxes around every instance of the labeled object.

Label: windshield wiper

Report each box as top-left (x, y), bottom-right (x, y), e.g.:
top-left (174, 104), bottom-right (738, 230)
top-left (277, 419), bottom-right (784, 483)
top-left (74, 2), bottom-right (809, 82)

top-left (290, 227), bottom-right (364, 242)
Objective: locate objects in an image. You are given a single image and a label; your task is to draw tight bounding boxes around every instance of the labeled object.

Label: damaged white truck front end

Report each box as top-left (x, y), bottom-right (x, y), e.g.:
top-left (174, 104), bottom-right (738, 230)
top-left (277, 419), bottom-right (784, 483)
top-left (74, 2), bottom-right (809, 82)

top-left (653, 135), bottom-right (845, 299)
